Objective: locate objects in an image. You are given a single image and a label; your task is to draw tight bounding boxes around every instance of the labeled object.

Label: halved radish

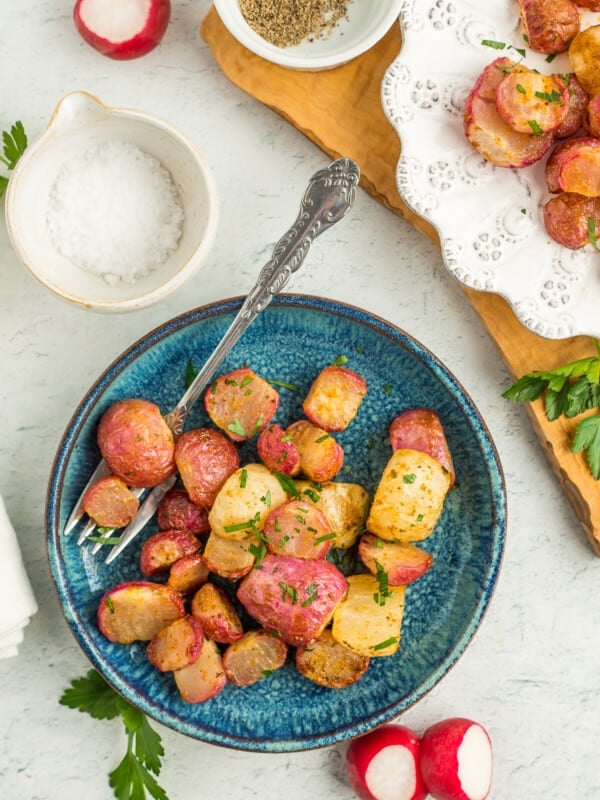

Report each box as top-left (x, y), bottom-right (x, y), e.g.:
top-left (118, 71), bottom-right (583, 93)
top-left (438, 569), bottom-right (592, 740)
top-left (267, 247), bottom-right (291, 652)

top-left (73, 0), bottom-right (171, 60)
top-left (346, 724), bottom-right (426, 800)
top-left (97, 581), bottom-right (185, 643)
top-left (173, 638), bottom-right (227, 704)
top-left (419, 718), bottom-right (493, 800)
top-left (146, 615), bottom-right (204, 672)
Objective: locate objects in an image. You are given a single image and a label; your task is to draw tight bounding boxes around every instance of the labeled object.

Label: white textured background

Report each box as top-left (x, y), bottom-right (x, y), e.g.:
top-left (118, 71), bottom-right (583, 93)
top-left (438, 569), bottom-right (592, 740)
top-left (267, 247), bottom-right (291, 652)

top-left (1, 2), bottom-right (599, 799)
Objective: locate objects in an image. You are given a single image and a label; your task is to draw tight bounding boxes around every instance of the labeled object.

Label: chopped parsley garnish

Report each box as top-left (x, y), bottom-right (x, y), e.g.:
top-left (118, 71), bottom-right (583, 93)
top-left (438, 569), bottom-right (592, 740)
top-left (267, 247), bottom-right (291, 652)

top-left (313, 531), bottom-right (337, 544)
top-left (373, 637), bottom-right (398, 651)
top-left (315, 434), bottom-right (331, 443)
top-left (240, 468), bottom-right (248, 488)
top-left (227, 418), bottom-right (246, 438)
top-left (249, 542), bottom-right (267, 568)
top-left (403, 473), bottom-right (417, 484)
top-left (267, 379), bottom-right (297, 391)
top-left (333, 354), bottom-right (348, 366)
top-left (273, 470), bottom-right (301, 498)
top-left (302, 488), bottom-right (320, 503)
top-left (86, 535), bottom-right (122, 546)
top-left (481, 38), bottom-right (506, 49)
top-left (516, 83), bottom-right (526, 94)
top-left (528, 119), bottom-right (544, 135)
top-left (535, 89), bottom-right (562, 104)
top-left (279, 582), bottom-right (298, 603)
top-left (184, 358), bottom-right (197, 389)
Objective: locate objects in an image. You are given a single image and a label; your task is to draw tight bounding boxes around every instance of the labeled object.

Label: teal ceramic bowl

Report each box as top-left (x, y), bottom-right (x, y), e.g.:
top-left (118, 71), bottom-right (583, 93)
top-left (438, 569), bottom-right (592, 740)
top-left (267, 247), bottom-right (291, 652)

top-left (46, 295), bottom-right (506, 752)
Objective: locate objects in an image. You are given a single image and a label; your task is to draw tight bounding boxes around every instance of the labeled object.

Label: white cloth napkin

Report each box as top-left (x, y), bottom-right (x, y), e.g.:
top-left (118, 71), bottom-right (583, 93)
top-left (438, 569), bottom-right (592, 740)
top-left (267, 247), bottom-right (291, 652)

top-left (0, 492), bottom-right (38, 658)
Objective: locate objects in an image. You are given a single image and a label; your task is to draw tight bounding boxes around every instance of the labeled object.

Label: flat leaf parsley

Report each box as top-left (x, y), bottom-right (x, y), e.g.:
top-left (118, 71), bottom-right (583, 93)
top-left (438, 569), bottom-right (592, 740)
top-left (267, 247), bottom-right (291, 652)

top-left (502, 341), bottom-right (600, 478)
top-left (60, 669), bottom-right (170, 800)
top-left (0, 121), bottom-right (27, 197)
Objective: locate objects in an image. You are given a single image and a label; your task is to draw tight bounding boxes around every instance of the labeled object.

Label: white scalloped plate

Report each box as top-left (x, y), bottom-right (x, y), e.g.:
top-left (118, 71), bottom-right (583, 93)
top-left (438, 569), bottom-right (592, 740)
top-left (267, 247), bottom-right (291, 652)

top-left (382, 0), bottom-right (600, 340)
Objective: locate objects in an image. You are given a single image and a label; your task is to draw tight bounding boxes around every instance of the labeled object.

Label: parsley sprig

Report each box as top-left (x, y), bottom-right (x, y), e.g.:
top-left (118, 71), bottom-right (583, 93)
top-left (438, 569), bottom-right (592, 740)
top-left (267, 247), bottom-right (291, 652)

top-left (0, 121), bottom-right (27, 197)
top-left (60, 669), bottom-right (170, 800)
top-left (502, 342), bottom-right (600, 478)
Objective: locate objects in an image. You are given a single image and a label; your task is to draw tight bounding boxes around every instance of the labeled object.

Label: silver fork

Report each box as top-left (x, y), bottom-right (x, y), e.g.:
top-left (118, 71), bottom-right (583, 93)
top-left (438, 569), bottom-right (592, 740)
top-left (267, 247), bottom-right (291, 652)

top-left (64, 157), bottom-right (360, 562)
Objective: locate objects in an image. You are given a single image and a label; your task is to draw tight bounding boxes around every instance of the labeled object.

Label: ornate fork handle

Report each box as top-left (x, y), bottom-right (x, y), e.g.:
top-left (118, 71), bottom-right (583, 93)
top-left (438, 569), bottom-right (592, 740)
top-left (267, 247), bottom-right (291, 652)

top-left (164, 158), bottom-right (360, 436)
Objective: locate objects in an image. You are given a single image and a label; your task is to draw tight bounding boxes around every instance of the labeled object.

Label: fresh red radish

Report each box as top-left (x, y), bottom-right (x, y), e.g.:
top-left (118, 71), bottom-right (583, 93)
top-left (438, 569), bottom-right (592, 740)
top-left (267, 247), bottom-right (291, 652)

top-left (346, 724), bottom-right (426, 800)
top-left (419, 718), bottom-right (492, 800)
top-left (73, 0), bottom-right (171, 60)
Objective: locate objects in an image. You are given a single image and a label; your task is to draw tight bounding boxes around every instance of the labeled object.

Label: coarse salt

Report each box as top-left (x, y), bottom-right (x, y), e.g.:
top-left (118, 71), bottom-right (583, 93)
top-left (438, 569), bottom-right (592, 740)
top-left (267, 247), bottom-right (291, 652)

top-left (46, 139), bottom-right (184, 285)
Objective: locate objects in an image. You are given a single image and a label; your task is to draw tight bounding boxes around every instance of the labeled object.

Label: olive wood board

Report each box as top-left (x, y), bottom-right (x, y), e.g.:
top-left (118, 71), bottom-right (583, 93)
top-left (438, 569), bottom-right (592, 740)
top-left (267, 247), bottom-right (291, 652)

top-left (201, 7), bottom-right (600, 555)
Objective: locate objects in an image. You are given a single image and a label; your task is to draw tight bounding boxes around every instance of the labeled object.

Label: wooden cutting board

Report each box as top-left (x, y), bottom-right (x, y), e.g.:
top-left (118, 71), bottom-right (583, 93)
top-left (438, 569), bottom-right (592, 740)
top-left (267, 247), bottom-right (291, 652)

top-left (201, 7), bottom-right (600, 555)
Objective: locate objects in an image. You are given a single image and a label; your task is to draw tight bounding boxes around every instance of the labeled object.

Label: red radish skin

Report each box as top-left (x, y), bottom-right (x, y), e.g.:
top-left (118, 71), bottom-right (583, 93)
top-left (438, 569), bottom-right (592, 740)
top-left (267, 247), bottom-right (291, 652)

top-left (73, 0), bottom-right (171, 60)
top-left (346, 724), bottom-right (426, 800)
top-left (420, 718), bottom-right (493, 800)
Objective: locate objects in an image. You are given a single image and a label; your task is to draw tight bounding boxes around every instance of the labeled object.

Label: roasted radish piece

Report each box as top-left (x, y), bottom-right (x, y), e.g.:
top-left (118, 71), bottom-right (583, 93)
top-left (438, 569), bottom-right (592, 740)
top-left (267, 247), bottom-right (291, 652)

top-left (191, 582), bottom-right (244, 643)
top-left (222, 629), bottom-right (288, 686)
top-left (146, 615), bottom-right (204, 672)
top-left (517, 0), bottom-right (579, 55)
top-left (545, 137), bottom-right (599, 193)
top-left (496, 68), bottom-right (569, 134)
top-left (570, 25), bottom-right (600, 96)
top-left (389, 408), bottom-right (455, 488)
top-left (285, 419), bottom-right (344, 482)
top-left (419, 718), bottom-right (493, 800)
top-left (302, 364), bottom-right (367, 431)
top-left (256, 423), bottom-right (301, 476)
top-left (208, 463), bottom-right (287, 541)
top-left (82, 475), bottom-right (139, 528)
top-left (174, 427), bottom-right (240, 509)
top-left (555, 74), bottom-right (588, 138)
top-left (139, 530), bottom-right (201, 577)
top-left (367, 449), bottom-right (451, 543)
top-left (358, 534), bottom-right (433, 586)
top-left (97, 581), bottom-right (184, 643)
top-left (464, 58), bottom-right (554, 167)
top-left (73, 0), bottom-right (171, 60)
top-left (543, 192), bottom-right (600, 248)
top-left (583, 94), bottom-right (600, 137)
top-left (346, 724), bottom-right (426, 800)
top-left (557, 141), bottom-right (600, 195)
top-left (167, 554), bottom-right (209, 594)
top-left (202, 532), bottom-right (257, 579)
top-left (295, 480), bottom-right (370, 549)
top-left (296, 628), bottom-right (369, 689)
top-left (173, 638), bottom-right (227, 704)
top-left (262, 498), bottom-right (335, 558)
top-left (204, 367), bottom-right (279, 442)
top-left (237, 553), bottom-right (347, 647)
top-left (332, 574), bottom-right (405, 658)
top-left (157, 488), bottom-right (210, 535)
top-left (97, 398), bottom-right (175, 488)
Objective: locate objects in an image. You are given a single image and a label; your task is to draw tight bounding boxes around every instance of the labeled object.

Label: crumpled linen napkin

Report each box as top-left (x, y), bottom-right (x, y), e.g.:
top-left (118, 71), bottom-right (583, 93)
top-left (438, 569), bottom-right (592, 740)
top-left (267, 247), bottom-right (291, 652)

top-left (0, 492), bottom-right (38, 659)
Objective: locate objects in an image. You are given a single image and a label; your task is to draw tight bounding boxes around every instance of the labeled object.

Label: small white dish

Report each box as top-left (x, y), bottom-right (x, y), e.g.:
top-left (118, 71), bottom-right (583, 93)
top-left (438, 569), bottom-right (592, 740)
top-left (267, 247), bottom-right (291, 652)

top-left (213, 0), bottom-right (403, 71)
top-left (5, 91), bottom-right (219, 313)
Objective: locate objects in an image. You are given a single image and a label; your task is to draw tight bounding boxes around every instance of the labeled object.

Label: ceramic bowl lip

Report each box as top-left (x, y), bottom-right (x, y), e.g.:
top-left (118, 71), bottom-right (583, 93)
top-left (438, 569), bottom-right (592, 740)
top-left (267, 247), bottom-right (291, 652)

top-left (213, 0), bottom-right (404, 70)
top-left (46, 293), bottom-right (507, 752)
top-left (4, 91), bottom-right (219, 313)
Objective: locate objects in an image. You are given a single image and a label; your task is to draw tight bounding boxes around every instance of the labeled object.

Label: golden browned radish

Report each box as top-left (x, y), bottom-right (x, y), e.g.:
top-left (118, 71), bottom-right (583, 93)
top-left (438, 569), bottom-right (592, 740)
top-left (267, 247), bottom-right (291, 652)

top-left (389, 408), bottom-right (455, 487)
top-left (157, 488), bottom-right (210, 535)
top-left (496, 69), bottom-right (569, 134)
top-left (570, 25), bottom-right (600, 96)
top-left (464, 58), bottom-right (554, 167)
top-left (146, 615), bottom-right (204, 672)
top-left (555, 74), bottom-right (588, 138)
top-left (222, 629), bottom-right (288, 686)
top-left (583, 94), bottom-right (600, 137)
top-left (558, 143), bottom-right (600, 196)
top-left (97, 398), bottom-right (176, 488)
top-left (97, 581), bottom-right (185, 643)
top-left (296, 628), bottom-right (370, 688)
top-left (174, 427), bottom-right (240, 509)
top-left (545, 137), bottom-right (600, 193)
top-left (237, 553), bottom-right (347, 647)
top-left (139, 530), bottom-right (201, 577)
top-left (302, 365), bottom-right (367, 432)
top-left (285, 419), bottom-right (344, 482)
top-left (256, 423), bottom-right (301, 476)
top-left (367, 449), bottom-right (451, 543)
top-left (204, 367), bottom-right (279, 442)
top-left (173, 638), bottom-right (227, 704)
top-left (358, 534), bottom-right (433, 586)
top-left (294, 480), bottom-right (370, 550)
top-left (263, 498), bottom-right (335, 558)
top-left (167, 554), bottom-right (210, 594)
top-left (191, 582), bottom-right (244, 643)
top-left (332, 574), bottom-right (406, 658)
top-left (517, 0), bottom-right (580, 55)
top-left (202, 532), bottom-right (256, 579)
top-left (82, 475), bottom-right (139, 528)
top-left (543, 192), bottom-right (600, 248)
top-left (208, 464), bottom-right (288, 541)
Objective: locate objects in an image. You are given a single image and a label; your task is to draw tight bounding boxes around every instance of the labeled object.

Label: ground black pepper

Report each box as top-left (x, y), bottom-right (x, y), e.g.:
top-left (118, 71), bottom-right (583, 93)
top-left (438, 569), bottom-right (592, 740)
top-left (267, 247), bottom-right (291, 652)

top-left (239, 0), bottom-right (351, 48)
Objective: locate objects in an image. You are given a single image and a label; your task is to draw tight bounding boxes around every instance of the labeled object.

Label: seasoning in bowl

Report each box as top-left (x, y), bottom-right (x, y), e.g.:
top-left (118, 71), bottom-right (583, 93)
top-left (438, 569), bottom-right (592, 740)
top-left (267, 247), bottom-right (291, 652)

top-left (45, 139), bottom-right (184, 285)
top-left (239, 0), bottom-right (351, 48)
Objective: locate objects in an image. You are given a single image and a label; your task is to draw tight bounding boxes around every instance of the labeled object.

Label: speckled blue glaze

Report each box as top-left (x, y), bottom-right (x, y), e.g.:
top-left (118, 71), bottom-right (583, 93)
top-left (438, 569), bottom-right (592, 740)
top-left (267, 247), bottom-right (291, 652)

top-left (46, 295), bottom-right (506, 752)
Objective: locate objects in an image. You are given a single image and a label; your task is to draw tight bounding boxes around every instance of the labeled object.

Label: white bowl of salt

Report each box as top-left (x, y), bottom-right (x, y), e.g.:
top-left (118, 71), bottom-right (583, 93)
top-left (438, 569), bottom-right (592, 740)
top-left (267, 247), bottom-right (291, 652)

top-left (5, 91), bottom-right (219, 312)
